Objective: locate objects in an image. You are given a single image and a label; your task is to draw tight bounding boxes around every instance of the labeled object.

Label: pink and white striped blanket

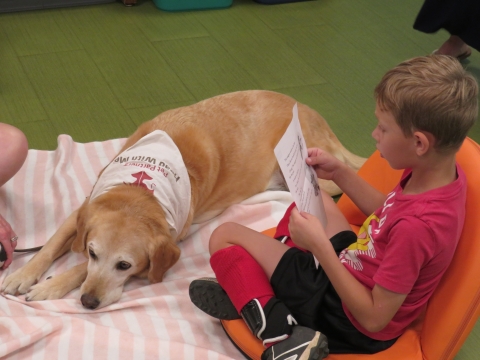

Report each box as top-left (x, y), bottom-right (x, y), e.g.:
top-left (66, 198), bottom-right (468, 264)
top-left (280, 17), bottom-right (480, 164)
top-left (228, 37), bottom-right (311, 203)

top-left (0, 135), bottom-right (293, 360)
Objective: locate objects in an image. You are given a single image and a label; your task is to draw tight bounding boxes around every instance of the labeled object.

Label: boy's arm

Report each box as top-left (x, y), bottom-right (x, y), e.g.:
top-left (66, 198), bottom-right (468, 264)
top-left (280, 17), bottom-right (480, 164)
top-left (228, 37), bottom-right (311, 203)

top-left (306, 148), bottom-right (386, 215)
top-left (332, 164), bottom-right (386, 216)
top-left (313, 242), bottom-right (406, 332)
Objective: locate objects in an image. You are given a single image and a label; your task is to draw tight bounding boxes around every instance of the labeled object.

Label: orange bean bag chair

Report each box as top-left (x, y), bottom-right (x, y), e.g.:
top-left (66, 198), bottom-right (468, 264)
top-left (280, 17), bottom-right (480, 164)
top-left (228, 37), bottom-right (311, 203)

top-left (221, 137), bottom-right (480, 360)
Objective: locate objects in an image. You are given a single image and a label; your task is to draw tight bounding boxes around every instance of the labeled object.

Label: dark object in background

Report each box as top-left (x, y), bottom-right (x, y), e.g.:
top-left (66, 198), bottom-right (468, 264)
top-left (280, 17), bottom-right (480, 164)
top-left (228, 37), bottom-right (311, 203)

top-left (0, 243), bottom-right (7, 268)
top-left (254, 0), bottom-right (312, 4)
top-left (414, 0), bottom-right (480, 52)
top-left (0, 0), bottom-right (115, 13)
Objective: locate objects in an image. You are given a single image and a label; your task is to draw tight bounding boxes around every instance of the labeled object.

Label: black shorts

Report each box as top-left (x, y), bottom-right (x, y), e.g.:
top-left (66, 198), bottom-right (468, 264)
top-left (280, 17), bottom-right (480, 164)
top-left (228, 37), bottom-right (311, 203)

top-left (270, 230), bottom-right (397, 354)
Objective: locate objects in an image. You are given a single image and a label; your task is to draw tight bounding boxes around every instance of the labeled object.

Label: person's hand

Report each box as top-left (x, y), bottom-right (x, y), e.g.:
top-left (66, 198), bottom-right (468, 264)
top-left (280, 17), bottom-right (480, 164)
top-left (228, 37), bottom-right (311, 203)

top-left (0, 214), bottom-right (17, 269)
top-left (306, 147), bottom-right (345, 181)
top-left (288, 207), bottom-right (329, 253)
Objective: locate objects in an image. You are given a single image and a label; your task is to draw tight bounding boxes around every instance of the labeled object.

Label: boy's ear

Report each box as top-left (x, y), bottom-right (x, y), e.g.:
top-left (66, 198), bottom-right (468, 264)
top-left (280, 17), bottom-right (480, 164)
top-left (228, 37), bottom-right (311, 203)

top-left (413, 131), bottom-right (433, 156)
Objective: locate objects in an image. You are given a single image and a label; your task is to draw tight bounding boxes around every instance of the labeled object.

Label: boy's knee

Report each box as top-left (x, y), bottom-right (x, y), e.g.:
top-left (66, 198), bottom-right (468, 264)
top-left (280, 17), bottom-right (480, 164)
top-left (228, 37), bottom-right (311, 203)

top-left (0, 124), bottom-right (28, 158)
top-left (209, 222), bottom-right (237, 255)
top-left (0, 124), bottom-right (29, 186)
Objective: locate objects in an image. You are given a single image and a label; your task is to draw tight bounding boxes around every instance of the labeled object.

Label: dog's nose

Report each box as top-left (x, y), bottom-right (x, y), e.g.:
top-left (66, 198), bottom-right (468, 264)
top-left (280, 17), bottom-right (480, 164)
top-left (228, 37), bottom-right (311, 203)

top-left (81, 293), bottom-right (100, 309)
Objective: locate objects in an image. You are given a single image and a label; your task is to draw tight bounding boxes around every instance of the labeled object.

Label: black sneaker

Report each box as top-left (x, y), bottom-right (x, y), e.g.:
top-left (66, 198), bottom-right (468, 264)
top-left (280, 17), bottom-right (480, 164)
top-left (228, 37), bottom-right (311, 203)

top-left (261, 325), bottom-right (329, 360)
top-left (189, 277), bottom-right (240, 320)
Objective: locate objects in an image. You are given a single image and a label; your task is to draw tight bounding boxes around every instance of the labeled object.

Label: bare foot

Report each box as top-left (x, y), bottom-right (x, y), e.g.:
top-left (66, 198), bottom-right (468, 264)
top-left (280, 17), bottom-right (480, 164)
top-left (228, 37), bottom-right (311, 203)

top-left (435, 35), bottom-right (472, 60)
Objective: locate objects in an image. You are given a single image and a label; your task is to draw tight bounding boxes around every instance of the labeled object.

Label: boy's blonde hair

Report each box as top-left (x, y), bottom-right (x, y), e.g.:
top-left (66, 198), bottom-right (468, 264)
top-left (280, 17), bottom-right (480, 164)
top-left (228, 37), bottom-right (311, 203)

top-left (374, 55), bottom-right (478, 153)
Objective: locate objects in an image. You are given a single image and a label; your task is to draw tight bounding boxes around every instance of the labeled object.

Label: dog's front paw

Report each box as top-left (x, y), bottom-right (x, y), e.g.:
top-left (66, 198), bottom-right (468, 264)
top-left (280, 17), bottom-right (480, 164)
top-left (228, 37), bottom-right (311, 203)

top-left (26, 276), bottom-right (73, 301)
top-left (1, 268), bottom-right (39, 295)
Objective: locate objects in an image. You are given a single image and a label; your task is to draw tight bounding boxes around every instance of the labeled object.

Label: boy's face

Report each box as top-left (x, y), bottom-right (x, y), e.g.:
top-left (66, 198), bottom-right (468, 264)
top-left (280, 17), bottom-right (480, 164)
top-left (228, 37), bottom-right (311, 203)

top-left (372, 103), bottom-right (416, 170)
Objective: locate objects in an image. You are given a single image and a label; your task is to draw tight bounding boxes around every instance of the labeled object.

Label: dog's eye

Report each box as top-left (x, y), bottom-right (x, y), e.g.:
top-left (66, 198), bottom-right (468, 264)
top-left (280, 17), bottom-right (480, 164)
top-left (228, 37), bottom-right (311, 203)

top-left (117, 261), bottom-right (131, 271)
top-left (89, 248), bottom-right (97, 260)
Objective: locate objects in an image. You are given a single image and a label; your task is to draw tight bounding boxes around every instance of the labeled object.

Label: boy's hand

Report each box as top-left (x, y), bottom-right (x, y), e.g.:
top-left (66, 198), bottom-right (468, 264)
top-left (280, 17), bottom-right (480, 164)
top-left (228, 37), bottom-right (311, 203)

top-left (306, 148), bottom-right (345, 181)
top-left (288, 207), bottom-right (329, 253)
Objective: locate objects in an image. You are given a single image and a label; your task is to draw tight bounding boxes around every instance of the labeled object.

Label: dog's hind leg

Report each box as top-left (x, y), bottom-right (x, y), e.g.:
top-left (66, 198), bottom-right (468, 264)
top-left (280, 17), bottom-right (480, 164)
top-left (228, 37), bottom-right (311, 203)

top-left (265, 168), bottom-right (288, 192)
top-left (1, 209), bottom-right (80, 295)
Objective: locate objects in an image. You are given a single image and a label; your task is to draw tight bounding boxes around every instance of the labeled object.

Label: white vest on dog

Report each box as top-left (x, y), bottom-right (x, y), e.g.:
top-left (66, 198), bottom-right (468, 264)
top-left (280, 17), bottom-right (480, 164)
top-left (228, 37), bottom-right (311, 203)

top-left (90, 130), bottom-right (191, 240)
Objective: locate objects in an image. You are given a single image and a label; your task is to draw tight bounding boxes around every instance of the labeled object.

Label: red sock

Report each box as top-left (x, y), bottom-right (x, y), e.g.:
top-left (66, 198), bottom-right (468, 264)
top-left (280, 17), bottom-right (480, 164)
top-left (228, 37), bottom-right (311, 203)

top-left (210, 245), bottom-right (274, 313)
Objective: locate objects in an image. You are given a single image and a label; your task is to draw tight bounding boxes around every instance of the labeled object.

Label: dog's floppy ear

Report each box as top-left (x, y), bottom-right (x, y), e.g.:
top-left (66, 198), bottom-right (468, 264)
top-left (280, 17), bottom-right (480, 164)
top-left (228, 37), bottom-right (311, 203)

top-left (148, 240), bottom-right (181, 284)
top-left (71, 201), bottom-right (89, 253)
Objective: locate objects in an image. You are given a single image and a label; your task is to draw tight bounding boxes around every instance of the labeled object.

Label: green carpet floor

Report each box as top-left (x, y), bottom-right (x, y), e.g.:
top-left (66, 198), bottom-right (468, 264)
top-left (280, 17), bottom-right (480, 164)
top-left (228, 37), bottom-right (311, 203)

top-left (1, 0), bottom-right (479, 358)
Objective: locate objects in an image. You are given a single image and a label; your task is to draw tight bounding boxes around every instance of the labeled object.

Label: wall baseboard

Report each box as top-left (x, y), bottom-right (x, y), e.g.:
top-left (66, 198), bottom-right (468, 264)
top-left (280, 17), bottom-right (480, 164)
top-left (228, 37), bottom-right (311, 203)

top-left (0, 0), bottom-right (116, 13)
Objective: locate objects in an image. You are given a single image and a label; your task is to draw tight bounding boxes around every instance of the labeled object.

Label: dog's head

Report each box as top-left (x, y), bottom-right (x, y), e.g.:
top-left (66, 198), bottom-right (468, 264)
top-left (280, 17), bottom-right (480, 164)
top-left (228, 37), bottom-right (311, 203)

top-left (72, 186), bottom-right (181, 309)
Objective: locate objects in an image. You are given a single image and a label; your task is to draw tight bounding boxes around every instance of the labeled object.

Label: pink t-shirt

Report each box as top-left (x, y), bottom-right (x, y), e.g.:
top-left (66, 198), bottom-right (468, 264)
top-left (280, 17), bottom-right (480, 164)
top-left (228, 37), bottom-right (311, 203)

top-left (339, 164), bottom-right (466, 340)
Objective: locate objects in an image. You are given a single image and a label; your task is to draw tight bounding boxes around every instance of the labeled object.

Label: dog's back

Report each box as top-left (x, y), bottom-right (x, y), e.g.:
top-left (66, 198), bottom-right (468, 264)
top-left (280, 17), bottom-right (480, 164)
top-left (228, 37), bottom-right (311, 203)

top-left (129, 90), bottom-right (364, 225)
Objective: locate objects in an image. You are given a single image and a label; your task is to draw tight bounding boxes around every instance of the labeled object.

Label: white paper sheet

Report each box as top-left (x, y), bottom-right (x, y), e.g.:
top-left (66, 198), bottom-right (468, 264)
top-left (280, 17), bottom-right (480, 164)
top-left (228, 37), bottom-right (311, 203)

top-left (274, 104), bottom-right (327, 267)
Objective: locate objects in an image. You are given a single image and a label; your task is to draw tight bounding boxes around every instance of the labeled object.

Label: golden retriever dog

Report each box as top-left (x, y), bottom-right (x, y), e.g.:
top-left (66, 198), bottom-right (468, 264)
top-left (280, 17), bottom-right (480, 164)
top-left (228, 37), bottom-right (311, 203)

top-left (1, 90), bottom-right (366, 309)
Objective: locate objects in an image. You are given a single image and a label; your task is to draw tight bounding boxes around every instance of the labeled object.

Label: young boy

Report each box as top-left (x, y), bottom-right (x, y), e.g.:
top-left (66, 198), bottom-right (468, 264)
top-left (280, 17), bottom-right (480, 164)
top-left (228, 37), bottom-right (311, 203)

top-left (189, 55), bottom-right (478, 360)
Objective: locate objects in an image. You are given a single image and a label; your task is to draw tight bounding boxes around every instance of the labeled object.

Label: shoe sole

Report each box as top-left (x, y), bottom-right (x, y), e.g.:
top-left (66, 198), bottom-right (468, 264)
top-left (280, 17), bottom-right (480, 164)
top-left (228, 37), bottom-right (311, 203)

top-left (261, 328), bottom-right (329, 360)
top-left (457, 49), bottom-right (472, 61)
top-left (432, 49), bottom-right (472, 61)
top-left (303, 332), bottom-right (329, 360)
top-left (189, 278), bottom-right (241, 320)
